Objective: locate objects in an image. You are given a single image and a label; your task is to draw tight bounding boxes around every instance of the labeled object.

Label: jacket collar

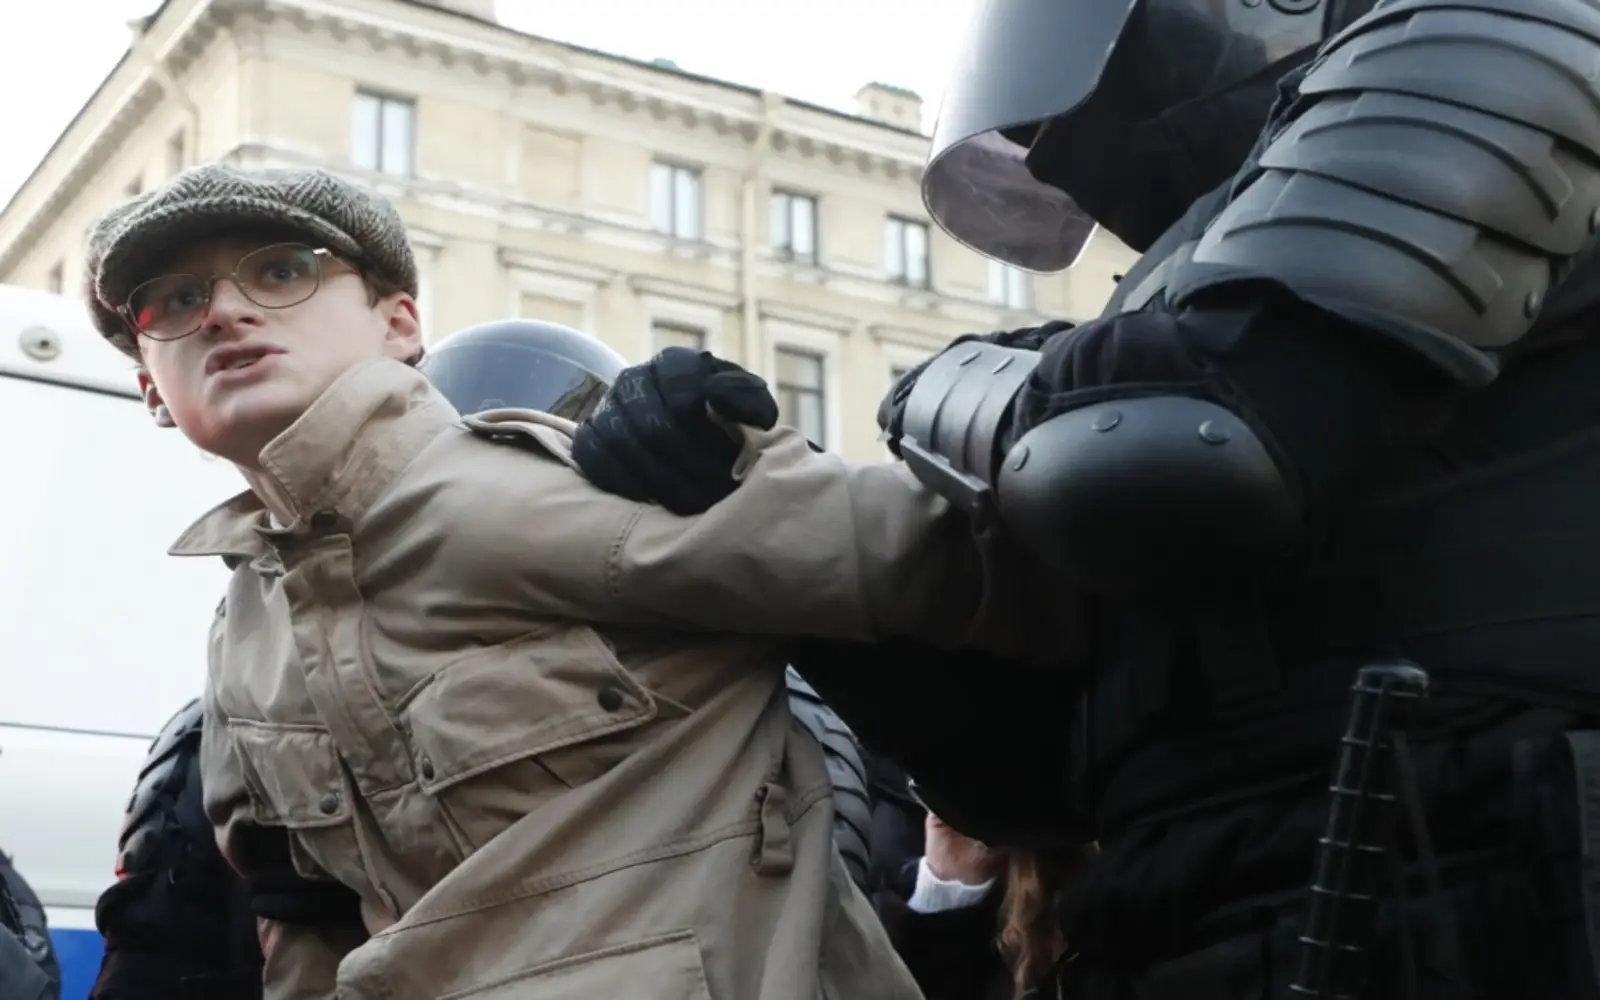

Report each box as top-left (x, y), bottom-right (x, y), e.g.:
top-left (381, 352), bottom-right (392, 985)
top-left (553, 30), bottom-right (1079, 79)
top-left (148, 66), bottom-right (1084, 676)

top-left (168, 359), bottom-right (460, 561)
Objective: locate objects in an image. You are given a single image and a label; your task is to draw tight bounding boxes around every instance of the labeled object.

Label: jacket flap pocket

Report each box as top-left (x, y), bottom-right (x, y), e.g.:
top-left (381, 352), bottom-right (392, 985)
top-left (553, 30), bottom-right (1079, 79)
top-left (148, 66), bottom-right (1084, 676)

top-left (228, 721), bottom-right (351, 828)
top-left (461, 410), bottom-right (583, 474)
top-left (439, 930), bottom-right (711, 1000)
top-left (407, 626), bottom-right (657, 794)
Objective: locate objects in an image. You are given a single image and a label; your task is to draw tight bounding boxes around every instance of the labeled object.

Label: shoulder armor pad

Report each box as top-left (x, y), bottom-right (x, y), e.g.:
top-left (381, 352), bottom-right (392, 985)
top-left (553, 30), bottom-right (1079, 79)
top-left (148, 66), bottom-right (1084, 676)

top-left (785, 668), bottom-right (873, 891)
top-left (1172, 0), bottom-right (1600, 386)
top-left (117, 698), bottom-right (205, 876)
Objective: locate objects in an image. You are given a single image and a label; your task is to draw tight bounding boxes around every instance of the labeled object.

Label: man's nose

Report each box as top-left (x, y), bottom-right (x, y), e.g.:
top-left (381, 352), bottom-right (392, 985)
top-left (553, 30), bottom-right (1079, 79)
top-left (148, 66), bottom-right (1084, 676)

top-left (199, 279), bottom-right (263, 338)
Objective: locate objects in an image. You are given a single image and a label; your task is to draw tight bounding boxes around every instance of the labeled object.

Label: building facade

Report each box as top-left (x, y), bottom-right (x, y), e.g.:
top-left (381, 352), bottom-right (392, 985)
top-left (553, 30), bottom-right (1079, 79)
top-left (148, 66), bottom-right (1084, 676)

top-left (0, 0), bottom-right (1136, 460)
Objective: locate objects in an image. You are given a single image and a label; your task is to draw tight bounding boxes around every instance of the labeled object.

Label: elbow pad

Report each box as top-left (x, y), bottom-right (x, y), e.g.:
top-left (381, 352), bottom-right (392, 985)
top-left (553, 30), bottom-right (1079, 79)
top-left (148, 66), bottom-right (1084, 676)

top-left (896, 343), bottom-right (1299, 592)
top-left (1171, 0), bottom-right (1600, 387)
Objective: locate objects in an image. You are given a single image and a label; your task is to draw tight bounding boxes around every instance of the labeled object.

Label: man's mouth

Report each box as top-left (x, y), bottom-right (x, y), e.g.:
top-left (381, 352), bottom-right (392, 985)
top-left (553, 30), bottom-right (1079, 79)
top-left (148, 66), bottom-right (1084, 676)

top-left (206, 346), bottom-right (282, 375)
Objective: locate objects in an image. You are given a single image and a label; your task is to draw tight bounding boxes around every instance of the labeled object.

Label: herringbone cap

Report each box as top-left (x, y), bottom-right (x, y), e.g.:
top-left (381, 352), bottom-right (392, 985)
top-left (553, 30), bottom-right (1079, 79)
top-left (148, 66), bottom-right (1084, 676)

top-left (85, 163), bottom-right (418, 358)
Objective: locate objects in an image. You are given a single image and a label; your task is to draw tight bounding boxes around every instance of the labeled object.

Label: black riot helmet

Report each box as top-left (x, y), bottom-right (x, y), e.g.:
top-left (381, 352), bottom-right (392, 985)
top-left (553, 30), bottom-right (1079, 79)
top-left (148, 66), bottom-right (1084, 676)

top-left (924, 0), bottom-right (1379, 263)
top-left (418, 319), bottom-right (627, 420)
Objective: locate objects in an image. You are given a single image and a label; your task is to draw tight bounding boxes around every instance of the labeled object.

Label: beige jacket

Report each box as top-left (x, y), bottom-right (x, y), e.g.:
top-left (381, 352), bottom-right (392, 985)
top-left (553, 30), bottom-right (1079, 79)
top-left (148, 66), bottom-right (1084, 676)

top-left (175, 359), bottom-right (1081, 1000)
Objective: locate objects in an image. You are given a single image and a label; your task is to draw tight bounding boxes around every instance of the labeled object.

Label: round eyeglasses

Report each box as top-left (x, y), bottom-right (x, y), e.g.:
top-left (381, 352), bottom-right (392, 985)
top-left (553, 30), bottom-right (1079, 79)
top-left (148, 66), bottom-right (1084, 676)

top-left (120, 243), bottom-right (344, 342)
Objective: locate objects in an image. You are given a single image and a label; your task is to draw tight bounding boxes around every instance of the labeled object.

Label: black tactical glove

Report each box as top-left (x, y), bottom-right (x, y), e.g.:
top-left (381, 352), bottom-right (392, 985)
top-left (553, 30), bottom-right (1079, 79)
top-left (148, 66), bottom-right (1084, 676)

top-left (571, 347), bottom-right (780, 516)
top-left (235, 827), bottom-right (361, 926)
top-left (877, 320), bottom-right (1076, 458)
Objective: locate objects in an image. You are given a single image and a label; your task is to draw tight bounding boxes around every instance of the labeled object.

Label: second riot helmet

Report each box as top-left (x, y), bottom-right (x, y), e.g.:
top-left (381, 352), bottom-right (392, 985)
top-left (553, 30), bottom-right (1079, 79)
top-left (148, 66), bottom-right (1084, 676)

top-left (419, 319), bottom-right (627, 421)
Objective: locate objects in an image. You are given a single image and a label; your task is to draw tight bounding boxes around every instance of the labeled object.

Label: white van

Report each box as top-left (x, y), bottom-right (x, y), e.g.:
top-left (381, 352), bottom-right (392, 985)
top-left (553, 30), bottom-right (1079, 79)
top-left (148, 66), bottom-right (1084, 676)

top-left (0, 283), bottom-right (238, 999)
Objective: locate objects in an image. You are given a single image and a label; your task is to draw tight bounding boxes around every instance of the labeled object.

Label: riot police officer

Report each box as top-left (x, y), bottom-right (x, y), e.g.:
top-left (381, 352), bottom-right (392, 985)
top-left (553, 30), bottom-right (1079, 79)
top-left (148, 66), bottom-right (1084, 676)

top-left (569, 0), bottom-right (1600, 991)
top-left (90, 320), bottom-right (878, 999)
top-left (0, 853), bottom-right (59, 1000)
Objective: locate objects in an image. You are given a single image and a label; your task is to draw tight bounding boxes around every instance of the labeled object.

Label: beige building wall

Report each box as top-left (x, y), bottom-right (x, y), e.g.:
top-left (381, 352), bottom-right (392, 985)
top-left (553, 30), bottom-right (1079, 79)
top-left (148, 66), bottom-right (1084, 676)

top-left (0, 0), bottom-right (1136, 460)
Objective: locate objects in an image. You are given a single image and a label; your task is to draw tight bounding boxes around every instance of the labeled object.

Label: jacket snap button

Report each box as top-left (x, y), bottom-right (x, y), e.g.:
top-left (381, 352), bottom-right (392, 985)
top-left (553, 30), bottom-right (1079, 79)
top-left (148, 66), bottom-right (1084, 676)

top-left (318, 792), bottom-right (340, 815)
top-left (310, 510), bottom-right (339, 531)
top-left (597, 686), bottom-right (625, 712)
top-left (419, 756), bottom-right (436, 781)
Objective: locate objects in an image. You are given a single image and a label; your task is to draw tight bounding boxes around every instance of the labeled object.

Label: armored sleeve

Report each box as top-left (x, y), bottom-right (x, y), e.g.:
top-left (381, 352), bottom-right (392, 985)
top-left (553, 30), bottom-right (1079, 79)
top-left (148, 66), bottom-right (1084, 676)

top-left (784, 668), bottom-right (873, 890)
top-left (1169, 0), bottom-right (1600, 386)
top-left (90, 699), bottom-right (261, 1000)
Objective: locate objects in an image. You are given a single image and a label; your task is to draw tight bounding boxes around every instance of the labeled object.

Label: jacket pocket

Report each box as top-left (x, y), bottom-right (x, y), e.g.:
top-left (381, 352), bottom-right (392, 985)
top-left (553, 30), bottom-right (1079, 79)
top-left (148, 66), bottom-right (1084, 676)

top-left (227, 720), bottom-right (360, 887)
top-left (228, 721), bottom-right (351, 829)
top-left (404, 626), bottom-right (661, 847)
top-left (438, 930), bottom-right (713, 1000)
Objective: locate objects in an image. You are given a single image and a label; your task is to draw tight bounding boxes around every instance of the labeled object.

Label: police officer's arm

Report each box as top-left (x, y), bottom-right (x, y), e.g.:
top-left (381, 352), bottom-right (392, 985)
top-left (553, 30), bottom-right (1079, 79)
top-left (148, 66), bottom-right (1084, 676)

top-left (889, 0), bottom-right (1600, 596)
top-left (885, 302), bottom-right (1459, 593)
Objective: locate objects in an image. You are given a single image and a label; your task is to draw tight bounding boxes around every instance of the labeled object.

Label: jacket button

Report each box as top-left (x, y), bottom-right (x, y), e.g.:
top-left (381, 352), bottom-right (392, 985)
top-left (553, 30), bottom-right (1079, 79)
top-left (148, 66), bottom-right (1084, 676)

top-left (310, 510), bottom-right (339, 531)
top-left (597, 686), bottom-right (625, 712)
top-left (419, 756), bottom-right (436, 781)
top-left (318, 792), bottom-right (340, 815)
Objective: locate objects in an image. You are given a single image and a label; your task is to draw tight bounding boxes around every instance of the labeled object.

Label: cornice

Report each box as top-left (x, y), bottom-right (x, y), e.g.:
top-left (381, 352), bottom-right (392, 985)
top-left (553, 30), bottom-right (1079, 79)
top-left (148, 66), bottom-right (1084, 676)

top-left (498, 247), bottom-right (617, 287)
top-left (869, 323), bottom-right (960, 353)
top-left (252, 0), bottom-right (926, 181)
top-left (626, 274), bottom-right (742, 312)
top-left (759, 301), bottom-right (859, 335)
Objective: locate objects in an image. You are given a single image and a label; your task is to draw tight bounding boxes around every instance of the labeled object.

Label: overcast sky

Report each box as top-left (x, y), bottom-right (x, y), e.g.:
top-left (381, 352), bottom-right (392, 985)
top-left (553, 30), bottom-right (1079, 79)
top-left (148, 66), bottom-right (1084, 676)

top-left (0, 0), bottom-right (974, 205)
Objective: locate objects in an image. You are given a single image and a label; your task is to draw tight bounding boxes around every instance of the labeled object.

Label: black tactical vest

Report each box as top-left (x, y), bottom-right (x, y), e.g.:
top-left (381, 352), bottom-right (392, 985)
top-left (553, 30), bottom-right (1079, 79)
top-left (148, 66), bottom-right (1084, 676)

top-left (1080, 212), bottom-right (1600, 840)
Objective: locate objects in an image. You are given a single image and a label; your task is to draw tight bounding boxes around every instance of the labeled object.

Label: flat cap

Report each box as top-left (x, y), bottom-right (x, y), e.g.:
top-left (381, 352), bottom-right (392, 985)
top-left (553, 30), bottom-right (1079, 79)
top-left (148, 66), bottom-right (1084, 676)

top-left (84, 163), bottom-right (419, 358)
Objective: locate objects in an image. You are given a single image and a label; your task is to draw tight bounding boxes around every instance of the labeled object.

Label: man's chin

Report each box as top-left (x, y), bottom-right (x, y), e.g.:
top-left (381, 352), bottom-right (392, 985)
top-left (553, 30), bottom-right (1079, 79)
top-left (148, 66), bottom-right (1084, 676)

top-left (200, 397), bottom-right (310, 465)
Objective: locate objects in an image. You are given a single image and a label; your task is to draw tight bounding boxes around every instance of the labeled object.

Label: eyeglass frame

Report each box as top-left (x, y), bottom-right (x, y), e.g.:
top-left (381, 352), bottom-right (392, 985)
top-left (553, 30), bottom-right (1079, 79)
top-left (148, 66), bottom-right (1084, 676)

top-left (117, 242), bottom-right (358, 342)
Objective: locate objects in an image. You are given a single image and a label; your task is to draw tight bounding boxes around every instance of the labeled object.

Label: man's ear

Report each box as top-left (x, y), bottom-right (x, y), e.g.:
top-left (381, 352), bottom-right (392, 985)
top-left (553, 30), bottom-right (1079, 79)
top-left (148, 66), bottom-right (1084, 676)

top-left (382, 294), bottom-right (423, 362)
top-left (137, 369), bottom-right (177, 428)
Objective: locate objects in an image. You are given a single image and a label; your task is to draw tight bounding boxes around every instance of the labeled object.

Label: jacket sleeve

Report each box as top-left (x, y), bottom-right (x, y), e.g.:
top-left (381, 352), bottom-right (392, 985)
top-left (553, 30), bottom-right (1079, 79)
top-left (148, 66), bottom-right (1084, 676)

top-left (468, 415), bottom-right (1086, 667)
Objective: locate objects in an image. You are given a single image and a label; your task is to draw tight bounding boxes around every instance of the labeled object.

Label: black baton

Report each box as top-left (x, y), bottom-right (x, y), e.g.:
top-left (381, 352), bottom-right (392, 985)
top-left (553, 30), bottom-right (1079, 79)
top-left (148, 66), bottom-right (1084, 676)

top-left (1290, 661), bottom-right (1431, 1000)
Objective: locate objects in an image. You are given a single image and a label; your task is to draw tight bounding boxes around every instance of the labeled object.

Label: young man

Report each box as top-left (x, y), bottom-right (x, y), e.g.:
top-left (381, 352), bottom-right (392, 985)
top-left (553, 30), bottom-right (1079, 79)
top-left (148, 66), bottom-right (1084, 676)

top-left (83, 163), bottom-right (1080, 1000)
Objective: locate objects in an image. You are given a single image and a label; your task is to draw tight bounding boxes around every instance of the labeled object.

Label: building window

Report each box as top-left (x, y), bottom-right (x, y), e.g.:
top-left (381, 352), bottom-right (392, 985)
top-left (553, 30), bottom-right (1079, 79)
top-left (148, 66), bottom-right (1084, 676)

top-left (351, 91), bottom-right (415, 176)
top-left (775, 347), bottom-right (827, 448)
top-left (988, 260), bottom-right (1033, 309)
top-left (885, 216), bottom-right (930, 288)
top-left (46, 263), bottom-right (63, 295)
top-left (167, 130), bottom-right (186, 177)
top-left (650, 161), bottom-right (702, 240)
top-left (771, 190), bottom-right (818, 263)
top-left (652, 321), bottom-right (706, 354)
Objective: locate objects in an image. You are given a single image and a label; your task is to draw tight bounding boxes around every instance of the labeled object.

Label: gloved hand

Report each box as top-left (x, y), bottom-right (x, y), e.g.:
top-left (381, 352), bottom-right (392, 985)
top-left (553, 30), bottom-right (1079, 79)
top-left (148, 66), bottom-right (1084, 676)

top-left (571, 347), bottom-right (780, 516)
top-left (236, 826), bottom-right (361, 926)
top-left (877, 320), bottom-right (1076, 458)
